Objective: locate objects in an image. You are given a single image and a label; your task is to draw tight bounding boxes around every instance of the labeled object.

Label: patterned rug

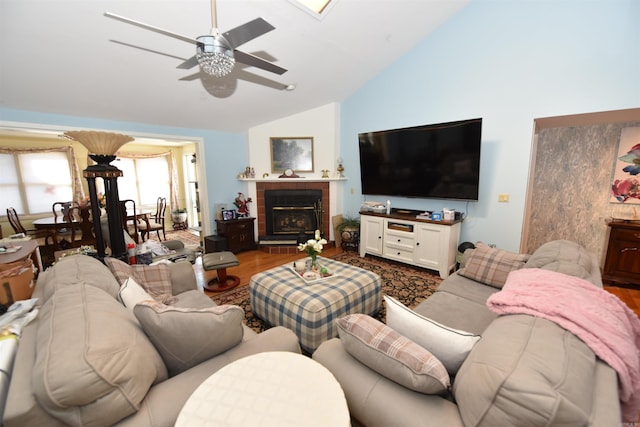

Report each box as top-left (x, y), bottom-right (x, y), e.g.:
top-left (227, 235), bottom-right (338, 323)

top-left (211, 252), bottom-right (443, 334)
top-left (164, 229), bottom-right (202, 249)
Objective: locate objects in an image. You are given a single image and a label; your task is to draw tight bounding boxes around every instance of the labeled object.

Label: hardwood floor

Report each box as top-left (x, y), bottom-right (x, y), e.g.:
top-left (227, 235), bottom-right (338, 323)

top-left (195, 247), bottom-right (640, 319)
top-left (604, 284), bottom-right (640, 318)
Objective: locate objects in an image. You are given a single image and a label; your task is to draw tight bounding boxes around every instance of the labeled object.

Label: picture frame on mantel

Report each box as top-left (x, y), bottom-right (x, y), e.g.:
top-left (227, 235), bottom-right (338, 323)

top-left (270, 137), bottom-right (314, 173)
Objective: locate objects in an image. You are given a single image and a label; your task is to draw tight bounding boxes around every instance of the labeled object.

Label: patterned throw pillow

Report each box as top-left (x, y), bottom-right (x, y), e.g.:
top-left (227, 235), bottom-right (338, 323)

top-left (458, 243), bottom-right (530, 289)
top-left (336, 314), bottom-right (450, 394)
top-left (104, 257), bottom-right (175, 304)
top-left (384, 295), bottom-right (480, 374)
top-left (133, 301), bottom-right (245, 376)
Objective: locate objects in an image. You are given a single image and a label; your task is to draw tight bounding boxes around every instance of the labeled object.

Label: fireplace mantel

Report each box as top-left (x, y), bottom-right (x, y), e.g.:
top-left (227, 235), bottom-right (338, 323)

top-left (238, 177), bottom-right (347, 183)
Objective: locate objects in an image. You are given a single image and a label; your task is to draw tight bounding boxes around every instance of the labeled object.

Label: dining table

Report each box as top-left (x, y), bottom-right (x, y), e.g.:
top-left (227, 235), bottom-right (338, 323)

top-left (32, 207), bottom-right (96, 249)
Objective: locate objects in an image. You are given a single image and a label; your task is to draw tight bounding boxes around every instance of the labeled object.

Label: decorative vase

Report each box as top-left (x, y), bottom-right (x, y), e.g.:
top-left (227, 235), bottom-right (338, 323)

top-left (172, 212), bottom-right (187, 223)
top-left (309, 254), bottom-right (319, 271)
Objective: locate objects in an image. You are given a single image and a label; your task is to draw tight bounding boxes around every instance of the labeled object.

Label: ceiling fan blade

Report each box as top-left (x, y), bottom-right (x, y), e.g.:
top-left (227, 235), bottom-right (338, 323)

top-left (177, 55), bottom-right (199, 70)
top-left (234, 50), bottom-right (287, 75)
top-left (223, 18), bottom-right (275, 49)
top-left (104, 12), bottom-right (198, 45)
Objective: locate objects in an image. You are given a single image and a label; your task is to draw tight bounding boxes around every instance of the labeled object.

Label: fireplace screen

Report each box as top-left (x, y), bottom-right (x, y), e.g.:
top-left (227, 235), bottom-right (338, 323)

top-left (272, 207), bottom-right (316, 235)
top-left (265, 189), bottom-right (322, 237)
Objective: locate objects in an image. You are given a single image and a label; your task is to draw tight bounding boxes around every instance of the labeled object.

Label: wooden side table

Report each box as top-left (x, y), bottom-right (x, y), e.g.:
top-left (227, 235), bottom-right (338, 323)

top-left (603, 220), bottom-right (640, 288)
top-left (215, 217), bottom-right (256, 253)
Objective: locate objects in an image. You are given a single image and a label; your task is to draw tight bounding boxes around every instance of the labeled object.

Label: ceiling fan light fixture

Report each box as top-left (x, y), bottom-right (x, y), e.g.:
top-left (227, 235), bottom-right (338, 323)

top-left (196, 35), bottom-right (235, 77)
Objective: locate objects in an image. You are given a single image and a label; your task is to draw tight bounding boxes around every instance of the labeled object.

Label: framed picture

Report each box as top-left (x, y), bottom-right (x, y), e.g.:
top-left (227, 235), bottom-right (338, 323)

top-left (221, 209), bottom-right (237, 221)
top-left (611, 127), bottom-right (640, 204)
top-left (270, 137), bottom-right (314, 173)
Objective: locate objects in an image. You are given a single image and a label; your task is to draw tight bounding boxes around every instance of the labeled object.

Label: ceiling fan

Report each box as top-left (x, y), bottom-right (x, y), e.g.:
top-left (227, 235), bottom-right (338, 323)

top-left (104, 0), bottom-right (287, 78)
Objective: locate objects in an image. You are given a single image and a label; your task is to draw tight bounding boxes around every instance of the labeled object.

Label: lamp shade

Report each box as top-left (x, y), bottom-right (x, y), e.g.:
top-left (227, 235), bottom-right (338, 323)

top-left (63, 131), bottom-right (133, 155)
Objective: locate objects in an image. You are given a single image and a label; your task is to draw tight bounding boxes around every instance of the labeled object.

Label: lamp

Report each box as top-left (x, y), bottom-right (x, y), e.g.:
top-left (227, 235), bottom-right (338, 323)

top-left (196, 35), bottom-right (235, 77)
top-left (62, 130), bottom-right (133, 165)
top-left (336, 157), bottom-right (345, 178)
top-left (62, 130), bottom-right (133, 261)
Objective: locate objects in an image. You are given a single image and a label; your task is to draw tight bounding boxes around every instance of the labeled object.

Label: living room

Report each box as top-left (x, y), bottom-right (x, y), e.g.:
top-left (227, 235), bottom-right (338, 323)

top-left (1, 0), bottom-right (639, 425)
top-left (1, 0), bottom-right (638, 254)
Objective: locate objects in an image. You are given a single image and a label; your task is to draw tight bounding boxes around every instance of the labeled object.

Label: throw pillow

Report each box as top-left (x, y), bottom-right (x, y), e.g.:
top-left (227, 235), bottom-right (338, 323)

top-left (384, 295), bottom-right (480, 374)
top-left (133, 301), bottom-right (245, 376)
top-left (118, 277), bottom-right (154, 309)
top-left (336, 314), bottom-right (450, 394)
top-left (104, 257), bottom-right (175, 304)
top-left (458, 243), bottom-right (530, 288)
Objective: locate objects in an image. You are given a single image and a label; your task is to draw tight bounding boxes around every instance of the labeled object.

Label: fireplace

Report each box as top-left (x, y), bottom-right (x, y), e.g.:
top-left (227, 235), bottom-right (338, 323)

top-left (256, 181), bottom-right (330, 251)
top-left (265, 189), bottom-right (322, 239)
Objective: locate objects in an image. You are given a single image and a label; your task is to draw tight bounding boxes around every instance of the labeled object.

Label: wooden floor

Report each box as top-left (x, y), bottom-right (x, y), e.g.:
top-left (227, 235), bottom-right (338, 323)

top-left (195, 247), bottom-right (640, 318)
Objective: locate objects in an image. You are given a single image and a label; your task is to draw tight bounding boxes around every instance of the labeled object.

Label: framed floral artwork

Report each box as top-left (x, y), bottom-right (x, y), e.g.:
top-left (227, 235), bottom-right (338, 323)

top-left (611, 127), bottom-right (640, 204)
top-left (270, 137), bottom-right (314, 173)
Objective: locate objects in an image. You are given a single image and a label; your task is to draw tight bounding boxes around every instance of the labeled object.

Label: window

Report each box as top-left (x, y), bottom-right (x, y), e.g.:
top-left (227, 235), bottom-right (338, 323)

top-left (0, 151), bottom-right (73, 215)
top-left (114, 156), bottom-right (171, 209)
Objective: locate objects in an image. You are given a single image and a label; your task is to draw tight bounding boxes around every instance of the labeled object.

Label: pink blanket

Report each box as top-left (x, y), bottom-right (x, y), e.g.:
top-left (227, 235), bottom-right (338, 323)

top-left (486, 268), bottom-right (640, 423)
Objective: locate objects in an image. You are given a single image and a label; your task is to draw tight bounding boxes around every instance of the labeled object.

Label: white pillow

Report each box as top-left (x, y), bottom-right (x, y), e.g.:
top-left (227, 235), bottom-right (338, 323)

top-left (384, 295), bottom-right (480, 374)
top-left (118, 277), bottom-right (154, 309)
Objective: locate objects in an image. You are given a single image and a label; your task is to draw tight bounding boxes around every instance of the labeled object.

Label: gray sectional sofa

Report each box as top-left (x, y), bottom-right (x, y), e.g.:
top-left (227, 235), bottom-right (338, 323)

top-left (4, 255), bottom-right (301, 426)
top-left (313, 240), bottom-right (622, 426)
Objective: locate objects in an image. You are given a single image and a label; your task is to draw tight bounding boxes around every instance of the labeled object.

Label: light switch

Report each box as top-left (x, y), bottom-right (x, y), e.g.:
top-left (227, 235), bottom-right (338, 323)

top-left (498, 193), bottom-right (510, 202)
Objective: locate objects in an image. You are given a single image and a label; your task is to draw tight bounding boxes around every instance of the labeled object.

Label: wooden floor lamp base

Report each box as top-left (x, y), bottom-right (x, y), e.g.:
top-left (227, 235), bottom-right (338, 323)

top-left (204, 267), bottom-right (240, 292)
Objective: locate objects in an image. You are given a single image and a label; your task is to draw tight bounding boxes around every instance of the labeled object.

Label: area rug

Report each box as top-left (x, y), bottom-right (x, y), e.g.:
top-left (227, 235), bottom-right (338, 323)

top-left (164, 229), bottom-right (202, 248)
top-left (211, 252), bottom-right (443, 334)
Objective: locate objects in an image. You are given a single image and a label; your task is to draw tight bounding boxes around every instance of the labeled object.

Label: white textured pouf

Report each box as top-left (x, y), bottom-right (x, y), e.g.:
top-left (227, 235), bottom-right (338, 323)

top-left (176, 351), bottom-right (350, 427)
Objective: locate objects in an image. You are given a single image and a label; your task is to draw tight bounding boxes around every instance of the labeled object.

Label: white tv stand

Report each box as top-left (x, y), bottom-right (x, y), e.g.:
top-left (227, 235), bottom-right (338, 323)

top-left (359, 209), bottom-right (462, 278)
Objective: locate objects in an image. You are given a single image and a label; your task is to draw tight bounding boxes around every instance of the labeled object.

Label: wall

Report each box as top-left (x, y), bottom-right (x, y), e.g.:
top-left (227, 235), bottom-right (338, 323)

top-left (340, 0), bottom-right (640, 251)
top-left (247, 103), bottom-right (340, 180)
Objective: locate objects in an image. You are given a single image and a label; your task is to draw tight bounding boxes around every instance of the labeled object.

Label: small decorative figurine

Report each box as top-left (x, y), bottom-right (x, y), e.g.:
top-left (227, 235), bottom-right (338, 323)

top-left (234, 192), bottom-right (252, 217)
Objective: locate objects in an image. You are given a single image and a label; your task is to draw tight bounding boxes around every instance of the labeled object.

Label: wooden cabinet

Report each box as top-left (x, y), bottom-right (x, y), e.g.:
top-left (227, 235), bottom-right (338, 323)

top-left (359, 212), bottom-right (461, 278)
top-left (603, 221), bottom-right (640, 287)
top-left (216, 217), bottom-right (257, 253)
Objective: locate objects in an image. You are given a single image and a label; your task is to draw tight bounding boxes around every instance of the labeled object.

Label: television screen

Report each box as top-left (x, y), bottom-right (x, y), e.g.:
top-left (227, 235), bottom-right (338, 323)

top-left (358, 118), bottom-right (482, 201)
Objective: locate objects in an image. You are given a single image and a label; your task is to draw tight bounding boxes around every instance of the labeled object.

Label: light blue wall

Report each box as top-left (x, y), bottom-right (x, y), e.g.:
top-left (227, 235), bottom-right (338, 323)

top-left (0, 107), bottom-right (246, 232)
top-left (340, 0), bottom-right (640, 251)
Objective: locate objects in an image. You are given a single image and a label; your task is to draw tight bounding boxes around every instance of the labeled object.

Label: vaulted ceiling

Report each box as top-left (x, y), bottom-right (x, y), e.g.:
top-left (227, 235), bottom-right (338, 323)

top-left (0, 0), bottom-right (469, 134)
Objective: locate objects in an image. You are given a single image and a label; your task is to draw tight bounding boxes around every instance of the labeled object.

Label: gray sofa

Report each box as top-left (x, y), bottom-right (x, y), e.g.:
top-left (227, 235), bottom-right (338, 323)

top-left (313, 240), bottom-right (622, 426)
top-left (4, 255), bottom-right (301, 426)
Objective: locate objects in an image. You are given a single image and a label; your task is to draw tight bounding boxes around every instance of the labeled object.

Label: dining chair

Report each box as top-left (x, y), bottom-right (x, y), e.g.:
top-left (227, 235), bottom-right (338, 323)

top-left (6, 207), bottom-right (55, 247)
top-left (52, 201), bottom-right (75, 223)
top-left (57, 205), bottom-right (85, 249)
top-left (139, 197), bottom-right (167, 241)
top-left (119, 199), bottom-right (140, 243)
top-left (51, 201), bottom-right (78, 246)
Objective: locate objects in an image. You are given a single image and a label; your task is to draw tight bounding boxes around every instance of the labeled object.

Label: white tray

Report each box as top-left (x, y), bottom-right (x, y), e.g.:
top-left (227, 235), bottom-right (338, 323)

top-left (287, 261), bottom-right (335, 284)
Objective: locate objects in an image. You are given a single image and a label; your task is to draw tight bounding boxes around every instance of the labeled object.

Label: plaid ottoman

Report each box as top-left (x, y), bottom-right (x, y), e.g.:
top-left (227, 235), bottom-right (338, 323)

top-left (249, 256), bottom-right (382, 353)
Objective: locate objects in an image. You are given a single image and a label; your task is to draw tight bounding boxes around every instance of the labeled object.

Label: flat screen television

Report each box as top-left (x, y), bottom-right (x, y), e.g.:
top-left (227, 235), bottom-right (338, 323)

top-left (358, 118), bottom-right (482, 201)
